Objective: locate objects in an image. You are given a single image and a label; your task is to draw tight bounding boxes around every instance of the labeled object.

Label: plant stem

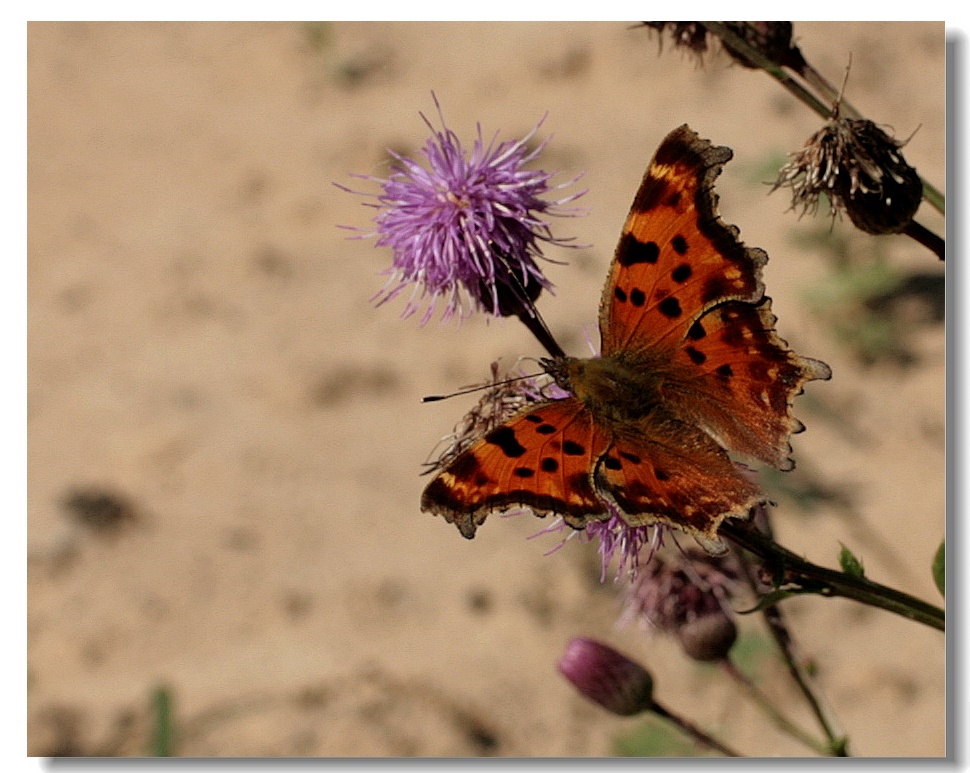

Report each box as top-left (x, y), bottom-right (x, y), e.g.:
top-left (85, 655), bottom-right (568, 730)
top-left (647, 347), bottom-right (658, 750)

top-left (700, 23), bottom-right (832, 119)
top-left (722, 520), bottom-right (945, 631)
top-left (921, 180), bottom-right (946, 215)
top-left (719, 657), bottom-right (835, 756)
top-left (763, 603), bottom-right (849, 755)
top-left (649, 700), bottom-right (744, 757)
top-left (732, 529), bottom-right (849, 754)
top-left (905, 220), bottom-right (945, 260)
top-left (513, 305), bottom-right (567, 358)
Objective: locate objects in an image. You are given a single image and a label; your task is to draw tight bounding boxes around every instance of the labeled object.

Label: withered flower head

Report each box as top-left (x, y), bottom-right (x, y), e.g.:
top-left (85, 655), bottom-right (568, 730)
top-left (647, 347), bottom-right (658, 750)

top-left (642, 22), bottom-right (712, 60)
top-left (718, 22), bottom-right (807, 72)
top-left (773, 115), bottom-right (923, 235)
top-left (422, 362), bottom-right (536, 476)
top-left (643, 22), bottom-right (806, 73)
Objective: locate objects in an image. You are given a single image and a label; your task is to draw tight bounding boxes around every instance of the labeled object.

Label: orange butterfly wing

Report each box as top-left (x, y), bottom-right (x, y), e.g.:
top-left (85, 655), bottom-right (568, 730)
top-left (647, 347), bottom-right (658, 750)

top-left (594, 409), bottom-right (762, 546)
top-left (420, 398), bottom-right (610, 539)
top-left (599, 124), bottom-right (830, 469)
top-left (599, 124), bottom-right (766, 356)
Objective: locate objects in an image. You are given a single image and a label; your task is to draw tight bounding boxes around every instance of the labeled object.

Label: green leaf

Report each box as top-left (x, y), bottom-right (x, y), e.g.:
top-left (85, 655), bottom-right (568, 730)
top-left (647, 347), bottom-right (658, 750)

top-left (838, 544), bottom-right (865, 578)
top-left (736, 588), bottom-right (804, 614)
top-left (932, 541), bottom-right (945, 597)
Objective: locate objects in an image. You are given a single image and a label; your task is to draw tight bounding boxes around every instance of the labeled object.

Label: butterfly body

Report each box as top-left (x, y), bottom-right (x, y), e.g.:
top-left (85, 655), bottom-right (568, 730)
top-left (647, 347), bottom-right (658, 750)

top-left (421, 125), bottom-right (831, 550)
top-left (549, 353), bottom-right (666, 425)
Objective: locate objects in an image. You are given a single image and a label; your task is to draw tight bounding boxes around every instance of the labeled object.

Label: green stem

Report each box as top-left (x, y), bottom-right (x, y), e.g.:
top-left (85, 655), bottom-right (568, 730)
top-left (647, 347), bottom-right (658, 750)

top-left (921, 180), bottom-right (946, 215)
top-left (756, 592), bottom-right (848, 754)
top-left (650, 700), bottom-right (744, 757)
top-left (719, 658), bottom-right (835, 756)
top-left (721, 521), bottom-right (945, 631)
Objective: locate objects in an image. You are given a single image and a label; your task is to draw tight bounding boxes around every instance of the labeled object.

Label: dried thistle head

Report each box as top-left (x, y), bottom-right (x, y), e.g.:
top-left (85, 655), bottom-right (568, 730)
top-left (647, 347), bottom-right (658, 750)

top-left (774, 115), bottom-right (923, 235)
top-left (643, 22), bottom-right (806, 73)
top-left (719, 22), bottom-right (807, 72)
top-left (422, 362), bottom-right (536, 475)
top-left (641, 22), bottom-right (713, 61)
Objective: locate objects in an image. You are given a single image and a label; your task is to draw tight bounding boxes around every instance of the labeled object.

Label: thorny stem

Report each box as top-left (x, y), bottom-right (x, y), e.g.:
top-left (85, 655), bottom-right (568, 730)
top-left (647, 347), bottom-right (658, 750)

top-left (701, 22), bottom-right (946, 221)
top-left (722, 520), bottom-right (945, 631)
top-left (649, 700), bottom-right (744, 757)
top-left (719, 657), bottom-right (835, 756)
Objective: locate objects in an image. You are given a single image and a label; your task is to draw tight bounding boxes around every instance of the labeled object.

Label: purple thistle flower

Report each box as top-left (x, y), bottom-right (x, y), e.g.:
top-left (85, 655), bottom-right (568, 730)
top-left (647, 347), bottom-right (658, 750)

top-left (339, 95), bottom-right (585, 324)
top-left (583, 513), bottom-right (665, 581)
top-left (558, 637), bottom-right (655, 716)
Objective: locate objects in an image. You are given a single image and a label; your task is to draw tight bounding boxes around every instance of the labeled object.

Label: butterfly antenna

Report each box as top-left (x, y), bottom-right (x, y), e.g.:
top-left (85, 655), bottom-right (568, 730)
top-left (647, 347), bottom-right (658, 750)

top-left (421, 370), bottom-right (546, 403)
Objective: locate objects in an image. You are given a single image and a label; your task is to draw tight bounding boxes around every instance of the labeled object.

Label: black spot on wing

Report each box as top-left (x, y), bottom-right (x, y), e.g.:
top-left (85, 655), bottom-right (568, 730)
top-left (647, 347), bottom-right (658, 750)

top-left (685, 346), bottom-right (707, 365)
top-left (540, 457), bottom-right (559, 473)
top-left (485, 426), bottom-right (526, 458)
top-left (617, 234), bottom-right (660, 266)
top-left (658, 297), bottom-right (682, 318)
top-left (563, 440), bottom-right (585, 456)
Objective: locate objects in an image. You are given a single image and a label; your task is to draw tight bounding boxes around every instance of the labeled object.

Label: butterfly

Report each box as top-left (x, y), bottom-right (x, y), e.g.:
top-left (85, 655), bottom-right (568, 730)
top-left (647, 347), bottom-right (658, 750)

top-left (421, 124), bottom-right (831, 551)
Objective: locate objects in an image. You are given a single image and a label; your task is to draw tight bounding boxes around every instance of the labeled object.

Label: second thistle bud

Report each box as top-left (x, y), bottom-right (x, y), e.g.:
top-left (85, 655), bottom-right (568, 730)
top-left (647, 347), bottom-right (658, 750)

top-left (676, 612), bottom-right (739, 662)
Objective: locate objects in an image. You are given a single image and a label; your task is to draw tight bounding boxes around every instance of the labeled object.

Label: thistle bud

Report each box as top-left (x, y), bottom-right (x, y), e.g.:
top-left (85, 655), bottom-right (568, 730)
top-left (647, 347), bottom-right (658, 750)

top-left (620, 546), bottom-right (743, 661)
top-left (676, 612), bottom-right (739, 662)
top-left (558, 638), bottom-right (655, 716)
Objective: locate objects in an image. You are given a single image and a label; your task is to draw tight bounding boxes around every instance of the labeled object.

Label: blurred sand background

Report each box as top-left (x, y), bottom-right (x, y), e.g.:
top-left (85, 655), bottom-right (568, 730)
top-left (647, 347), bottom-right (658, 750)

top-left (27, 22), bottom-right (945, 757)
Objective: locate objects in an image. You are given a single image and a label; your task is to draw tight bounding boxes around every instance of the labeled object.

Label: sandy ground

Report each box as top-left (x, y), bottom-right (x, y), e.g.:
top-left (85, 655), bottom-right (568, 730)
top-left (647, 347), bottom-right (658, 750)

top-left (27, 22), bottom-right (945, 757)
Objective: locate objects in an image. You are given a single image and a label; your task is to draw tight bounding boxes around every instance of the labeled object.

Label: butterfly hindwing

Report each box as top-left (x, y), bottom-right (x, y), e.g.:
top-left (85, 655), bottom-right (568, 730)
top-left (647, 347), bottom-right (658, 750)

top-left (599, 124), bottom-right (767, 357)
top-left (421, 398), bottom-right (611, 538)
top-left (594, 411), bottom-right (764, 546)
top-left (666, 298), bottom-right (833, 470)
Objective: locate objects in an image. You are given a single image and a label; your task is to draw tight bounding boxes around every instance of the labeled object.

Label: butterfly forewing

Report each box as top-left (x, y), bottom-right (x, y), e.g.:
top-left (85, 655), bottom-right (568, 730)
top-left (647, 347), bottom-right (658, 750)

top-left (421, 398), bottom-right (611, 538)
top-left (599, 124), bottom-right (766, 357)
